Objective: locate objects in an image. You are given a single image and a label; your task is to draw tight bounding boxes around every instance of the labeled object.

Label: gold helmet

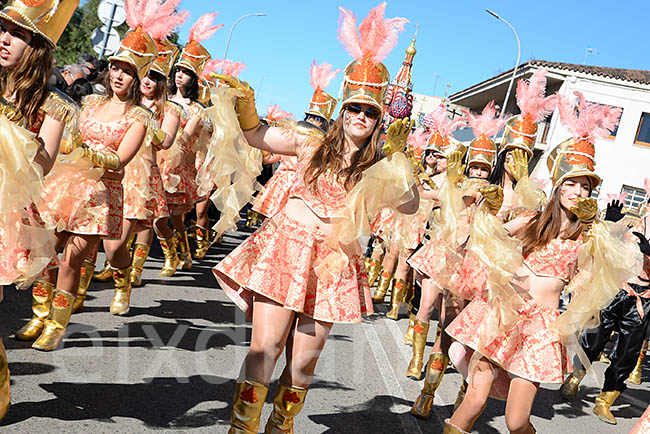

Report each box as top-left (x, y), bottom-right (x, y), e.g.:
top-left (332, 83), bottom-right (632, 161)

top-left (337, 4), bottom-right (408, 112)
top-left (546, 137), bottom-right (600, 192)
top-left (108, 27), bottom-right (157, 81)
top-left (500, 115), bottom-right (538, 158)
top-left (0, 0), bottom-right (79, 47)
top-left (467, 135), bottom-right (497, 168)
top-left (426, 131), bottom-right (467, 158)
top-left (305, 60), bottom-right (340, 122)
top-left (197, 76), bottom-right (214, 105)
top-left (176, 12), bottom-right (222, 77)
top-left (151, 38), bottom-right (179, 77)
top-left (142, 2), bottom-right (188, 78)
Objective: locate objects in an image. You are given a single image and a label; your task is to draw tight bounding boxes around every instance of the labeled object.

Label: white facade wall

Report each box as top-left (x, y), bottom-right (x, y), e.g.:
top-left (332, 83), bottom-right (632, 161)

top-left (531, 74), bottom-right (650, 202)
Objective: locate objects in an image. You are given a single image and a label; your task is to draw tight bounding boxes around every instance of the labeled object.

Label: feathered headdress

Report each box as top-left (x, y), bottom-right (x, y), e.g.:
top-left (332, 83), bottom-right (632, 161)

top-left (264, 104), bottom-right (293, 126)
top-left (407, 127), bottom-right (429, 159)
top-left (142, 0), bottom-right (189, 77)
top-left (501, 68), bottom-right (557, 156)
top-left (305, 60), bottom-right (341, 122)
top-left (202, 59), bottom-right (247, 81)
top-left (463, 101), bottom-right (505, 168)
top-left (108, 0), bottom-right (158, 80)
top-left (176, 12), bottom-right (223, 77)
top-left (337, 3), bottom-right (408, 111)
top-left (423, 104), bottom-right (468, 157)
top-left (547, 91), bottom-right (622, 191)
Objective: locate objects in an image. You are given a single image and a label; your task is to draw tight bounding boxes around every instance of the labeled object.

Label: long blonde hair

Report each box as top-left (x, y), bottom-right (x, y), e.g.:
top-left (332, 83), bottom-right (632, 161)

top-left (304, 114), bottom-right (382, 191)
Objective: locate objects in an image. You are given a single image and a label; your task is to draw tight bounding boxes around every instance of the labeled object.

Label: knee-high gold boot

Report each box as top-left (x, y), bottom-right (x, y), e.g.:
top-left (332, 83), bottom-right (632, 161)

top-left (93, 259), bottom-right (113, 282)
top-left (367, 258), bottom-right (383, 287)
top-left (386, 278), bottom-right (407, 320)
top-left (443, 419), bottom-right (469, 434)
top-left (194, 226), bottom-right (209, 259)
top-left (0, 340), bottom-right (10, 421)
top-left (403, 313), bottom-right (417, 345)
top-left (73, 259), bottom-right (96, 314)
top-left (126, 232), bottom-right (136, 252)
top-left (406, 320), bottom-right (430, 380)
top-left (372, 270), bottom-right (393, 303)
top-left (110, 266), bottom-right (132, 316)
top-left (593, 390), bottom-right (621, 424)
top-left (32, 290), bottom-right (75, 351)
top-left (264, 383), bottom-right (308, 434)
top-left (559, 370), bottom-right (586, 401)
top-left (159, 237), bottom-right (180, 277)
top-left (15, 281), bottom-right (55, 341)
top-left (628, 349), bottom-right (646, 384)
top-left (175, 230), bottom-right (192, 270)
top-left (229, 379), bottom-right (269, 433)
top-left (130, 243), bottom-right (150, 287)
top-left (410, 352), bottom-right (450, 419)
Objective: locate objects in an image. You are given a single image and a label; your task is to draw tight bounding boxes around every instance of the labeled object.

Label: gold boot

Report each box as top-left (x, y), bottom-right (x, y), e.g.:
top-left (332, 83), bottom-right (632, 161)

top-left (559, 371), bottom-right (585, 401)
top-left (386, 278), bottom-right (407, 320)
top-left (194, 226), bottom-right (209, 260)
top-left (403, 313), bottom-right (417, 346)
top-left (443, 419), bottom-right (469, 434)
top-left (452, 380), bottom-right (468, 412)
top-left (406, 319), bottom-right (430, 380)
top-left (32, 290), bottom-right (75, 351)
top-left (73, 259), bottom-right (96, 314)
top-left (130, 243), bottom-right (150, 287)
top-left (367, 258), bottom-right (382, 287)
top-left (244, 209), bottom-right (255, 228)
top-left (598, 351), bottom-right (611, 364)
top-left (15, 281), bottom-right (54, 341)
top-left (593, 390), bottom-right (620, 424)
top-left (0, 340), bottom-right (10, 421)
top-left (159, 237), bottom-right (180, 277)
top-left (372, 270), bottom-right (393, 303)
top-left (229, 379), bottom-right (269, 433)
top-left (264, 383), bottom-right (308, 434)
top-left (627, 349), bottom-right (646, 384)
top-left (126, 232), bottom-right (136, 252)
top-left (110, 266), bottom-right (132, 316)
top-left (175, 230), bottom-right (192, 270)
top-left (93, 259), bottom-right (114, 282)
top-left (410, 352), bottom-right (450, 419)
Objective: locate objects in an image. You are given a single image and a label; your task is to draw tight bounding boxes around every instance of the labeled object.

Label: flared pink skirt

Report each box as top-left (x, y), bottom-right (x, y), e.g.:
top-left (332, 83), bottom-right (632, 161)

top-left (252, 170), bottom-right (295, 218)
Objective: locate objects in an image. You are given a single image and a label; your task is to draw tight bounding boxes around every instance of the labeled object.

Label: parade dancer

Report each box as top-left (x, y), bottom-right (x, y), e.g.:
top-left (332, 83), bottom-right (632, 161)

top-left (559, 192), bottom-right (650, 425)
top-left (444, 93), bottom-right (635, 434)
top-left (212, 4), bottom-right (417, 432)
top-left (156, 12), bottom-right (221, 275)
top-left (0, 0), bottom-right (79, 419)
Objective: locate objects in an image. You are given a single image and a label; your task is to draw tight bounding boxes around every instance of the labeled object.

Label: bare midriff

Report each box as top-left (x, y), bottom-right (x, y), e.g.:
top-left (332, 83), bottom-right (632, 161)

top-left (282, 197), bottom-right (334, 235)
top-left (512, 263), bottom-right (565, 310)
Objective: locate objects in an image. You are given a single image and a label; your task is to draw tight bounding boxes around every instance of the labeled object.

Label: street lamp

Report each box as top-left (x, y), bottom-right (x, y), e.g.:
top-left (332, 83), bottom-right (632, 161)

top-left (486, 9), bottom-right (520, 116)
top-left (223, 13), bottom-right (267, 60)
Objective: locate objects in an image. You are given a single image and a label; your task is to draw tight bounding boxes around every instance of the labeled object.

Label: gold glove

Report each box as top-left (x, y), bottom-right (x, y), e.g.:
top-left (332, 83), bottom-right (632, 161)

top-left (383, 118), bottom-right (413, 157)
top-left (151, 128), bottom-right (166, 150)
top-left (479, 184), bottom-right (504, 215)
top-left (446, 150), bottom-right (466, 185)
top-left (80, 144), bottom-right (120, 170)
top-left (211, 73), bottom-right (260, 131)
top-left (507, 148), bottom-right (529, 182)
top-left (570, 197), bottom-right (598, 240)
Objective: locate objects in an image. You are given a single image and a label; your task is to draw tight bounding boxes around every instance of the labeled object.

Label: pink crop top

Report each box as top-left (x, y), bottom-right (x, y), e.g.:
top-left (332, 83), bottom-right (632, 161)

top-left (523, 238), bottom-right (580, 283)
top-left (288, 156), bottom-right (347, 219)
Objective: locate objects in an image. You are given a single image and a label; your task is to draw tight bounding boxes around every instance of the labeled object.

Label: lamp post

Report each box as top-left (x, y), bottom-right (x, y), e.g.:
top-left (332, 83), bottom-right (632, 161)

top-left (486, 9), bottom-right (520, 115)
top-left (223, 13), bottom-right (267, 60)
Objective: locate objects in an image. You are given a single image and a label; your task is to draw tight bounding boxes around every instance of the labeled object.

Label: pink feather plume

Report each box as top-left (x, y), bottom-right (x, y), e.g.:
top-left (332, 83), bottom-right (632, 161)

top-left (142, 0), bottom-right (189, 40)
top-left (463, 101), bottom-right (506, 138)
top-left (309, 60), bottom-right (341, 91)
top-left (557, 91), bottom-right (622, 142)
top-left (189, 12), bottom-right (223, 43)
top-left (407, 127), bottom-right (429, 153)
top-left (125, 0), bottom-right (144, 29)
top-left (424, 104), bottom-right (468, 137)
top-left (603, 192), bottom-right (628, 205)
top-left (337, 3), bottom-right (408, 64)
top-left (201, 59), bottom-right (246, 78)
top-left (266, 104), bottom-right (293, 121)
top-left (516, 68), bottom-right (556, 123)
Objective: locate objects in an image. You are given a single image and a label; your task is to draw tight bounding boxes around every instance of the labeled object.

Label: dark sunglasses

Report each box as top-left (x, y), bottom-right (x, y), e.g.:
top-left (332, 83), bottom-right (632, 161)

top-left (346, 104), bottom-right (381, 120)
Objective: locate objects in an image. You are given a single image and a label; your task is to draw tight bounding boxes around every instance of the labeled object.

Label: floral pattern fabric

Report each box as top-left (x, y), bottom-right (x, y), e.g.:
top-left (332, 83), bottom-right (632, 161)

top-left (253, 156), bottom-right (298, 218)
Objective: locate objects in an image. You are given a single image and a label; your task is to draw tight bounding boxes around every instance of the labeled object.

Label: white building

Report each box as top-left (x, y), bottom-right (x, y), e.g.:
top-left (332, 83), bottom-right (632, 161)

top-left (449, 60), bottom-right (650, 208)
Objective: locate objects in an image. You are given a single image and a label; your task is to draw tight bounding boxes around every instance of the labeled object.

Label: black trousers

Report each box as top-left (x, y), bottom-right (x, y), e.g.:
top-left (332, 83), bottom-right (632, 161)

top-left (579, 284), bottom-right (650, 392)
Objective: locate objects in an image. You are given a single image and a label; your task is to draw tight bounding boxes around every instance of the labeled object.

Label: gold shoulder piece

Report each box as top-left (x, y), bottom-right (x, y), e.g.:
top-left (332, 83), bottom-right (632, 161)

top-left (165, 100), bottom-right (183, 117)
top-left (80, 94), bottom-right (106, 110)
top-left (42, 89), bottom-right (79, 126)
top-left (502, 206), bottom-right (538, 223)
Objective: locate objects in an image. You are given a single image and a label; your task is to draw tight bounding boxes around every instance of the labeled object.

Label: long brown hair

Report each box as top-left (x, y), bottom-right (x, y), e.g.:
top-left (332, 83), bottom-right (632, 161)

top-left (104, 63), bottom-right (142, 111)
top-left (519, 187), bottom-right (584, 257)
top-left (304, 113), bottom-right (382, 191)
top-left (0, 33), bottom-right (53, 128)
top-left (146, 70), bottom-right (167, 121)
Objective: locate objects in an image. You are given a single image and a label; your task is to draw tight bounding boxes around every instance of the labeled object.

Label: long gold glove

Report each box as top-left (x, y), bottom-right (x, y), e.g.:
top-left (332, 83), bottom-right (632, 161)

top-left (80, 144), bottom-right (120, 170)
top-left (507, 148), bottom-right (529, 182)
top-left (151, 128), bottom-right (166, 150)
top-left (383, 118), bottom-right (413, 157)
top-left (446, 150), bottom-right (466, 185)
top-left (211, 73), bottom-right (260, 131)
top-left (570, 197), bottom-right (598, 240)
top-left (479, 184), bottom-right (504, 215)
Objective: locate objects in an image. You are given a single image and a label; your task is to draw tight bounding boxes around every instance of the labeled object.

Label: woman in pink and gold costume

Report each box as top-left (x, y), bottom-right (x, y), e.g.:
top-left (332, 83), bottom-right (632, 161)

top-left (443, 93), bottom-right (640, 434)
top-left (212, 4), bottom-right (419, 432)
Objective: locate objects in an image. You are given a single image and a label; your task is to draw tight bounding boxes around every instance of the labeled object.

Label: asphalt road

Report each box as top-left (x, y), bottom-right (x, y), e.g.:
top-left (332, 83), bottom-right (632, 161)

top-left (0, 226), bottom-right (647, 433)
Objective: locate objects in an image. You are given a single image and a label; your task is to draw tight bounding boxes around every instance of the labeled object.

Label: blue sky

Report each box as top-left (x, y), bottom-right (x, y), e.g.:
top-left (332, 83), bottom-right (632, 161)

top-left (171, 0), bottom-right (650, 117)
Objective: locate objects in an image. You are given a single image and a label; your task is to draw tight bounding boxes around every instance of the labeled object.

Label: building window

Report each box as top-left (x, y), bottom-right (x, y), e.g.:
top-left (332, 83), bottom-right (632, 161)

top-left (590, 182), bottom-right (601, 200)
top-left (621, 185), bottom-right (648, 210)
top-left (635, 113), bottom-right (650, 146)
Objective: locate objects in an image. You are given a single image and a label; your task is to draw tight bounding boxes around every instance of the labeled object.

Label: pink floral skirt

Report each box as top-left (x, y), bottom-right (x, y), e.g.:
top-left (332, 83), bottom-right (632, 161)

top-left (150, 165), bottom-right (169, 218)
top-left (447, 251), bottom-right (488, 301)
top-left (252, 170), bottom-right (295, 218)
top-left (213, 212), bottom-right (373, 323)
top-left (392, 211), bottom-right (426, 251)
top-left (67, 178), bottom-right (123, 239)
top-left (370, 208), bottom-right (394, 239)
top-left (446, 292), bottom-right (571, 398)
